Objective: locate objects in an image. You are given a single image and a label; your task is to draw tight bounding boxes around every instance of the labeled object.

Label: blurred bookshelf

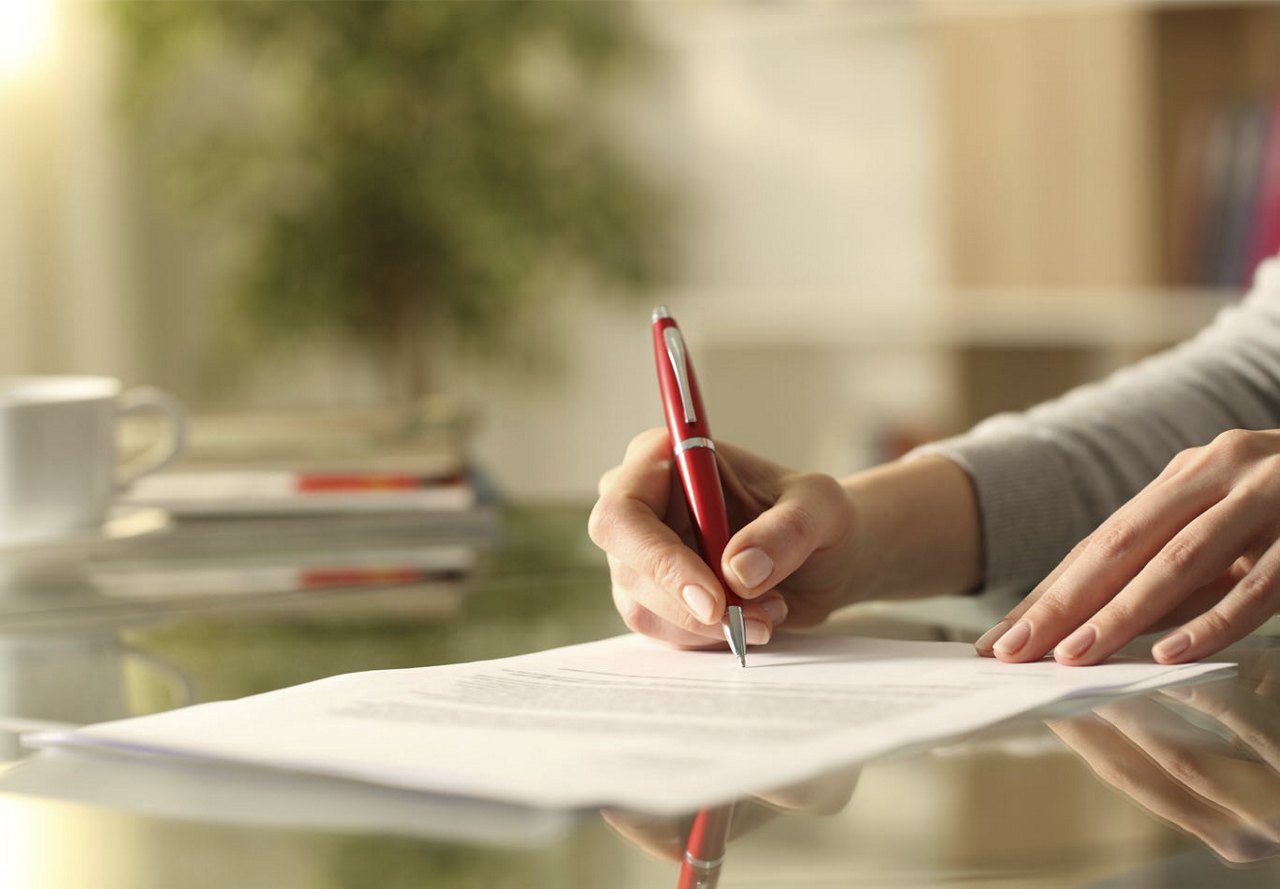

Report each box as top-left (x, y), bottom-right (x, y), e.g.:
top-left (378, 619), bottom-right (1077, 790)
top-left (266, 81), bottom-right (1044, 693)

top-left (685, 3), bottom-right (1279, 476)
top-left (933, 1), bottom-right (1280, 428)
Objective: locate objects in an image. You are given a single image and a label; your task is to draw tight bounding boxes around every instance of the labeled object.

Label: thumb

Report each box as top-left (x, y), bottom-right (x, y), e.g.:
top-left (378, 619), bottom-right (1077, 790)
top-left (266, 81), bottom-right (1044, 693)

top-left (721, 473), bottom-right (851, 599)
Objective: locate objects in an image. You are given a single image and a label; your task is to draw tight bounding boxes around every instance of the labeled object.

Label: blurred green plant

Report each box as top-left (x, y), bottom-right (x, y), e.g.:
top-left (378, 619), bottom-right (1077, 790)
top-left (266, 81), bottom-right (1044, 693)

top-left (110, 1), bottom-right (673, 404)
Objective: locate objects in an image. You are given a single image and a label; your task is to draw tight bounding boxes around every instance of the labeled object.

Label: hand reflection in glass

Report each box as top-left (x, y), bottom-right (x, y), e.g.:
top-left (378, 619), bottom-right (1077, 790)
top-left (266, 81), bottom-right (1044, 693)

top-left (1047, 648), bottom-right (1280, 863)
top-left (601, 769), bottom-right (859, 883)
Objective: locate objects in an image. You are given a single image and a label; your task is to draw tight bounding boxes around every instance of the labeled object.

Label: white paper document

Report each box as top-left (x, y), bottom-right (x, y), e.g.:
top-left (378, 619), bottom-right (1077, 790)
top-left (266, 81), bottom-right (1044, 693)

top-left (27, 634), bottom-right (1233, 813)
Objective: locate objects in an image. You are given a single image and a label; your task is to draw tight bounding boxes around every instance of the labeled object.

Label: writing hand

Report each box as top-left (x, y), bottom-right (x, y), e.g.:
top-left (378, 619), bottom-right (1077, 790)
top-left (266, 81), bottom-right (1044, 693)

top-left (978, 430), bottom-right (1280, 666)
top-left (588, 428), bottom-right (859, 648)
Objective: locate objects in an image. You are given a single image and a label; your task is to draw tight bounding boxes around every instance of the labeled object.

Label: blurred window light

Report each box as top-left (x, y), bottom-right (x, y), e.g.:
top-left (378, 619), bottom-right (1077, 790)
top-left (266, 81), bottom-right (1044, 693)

top-left (0, 0), bottom-right (55, 76)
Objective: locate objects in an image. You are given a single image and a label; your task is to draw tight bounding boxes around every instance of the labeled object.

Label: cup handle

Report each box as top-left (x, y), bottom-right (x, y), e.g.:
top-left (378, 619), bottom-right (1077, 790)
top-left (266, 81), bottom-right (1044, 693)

top-left (116, 386), bottom-right (188, 491)
top-left (121, 646), bottom-right (197, 710)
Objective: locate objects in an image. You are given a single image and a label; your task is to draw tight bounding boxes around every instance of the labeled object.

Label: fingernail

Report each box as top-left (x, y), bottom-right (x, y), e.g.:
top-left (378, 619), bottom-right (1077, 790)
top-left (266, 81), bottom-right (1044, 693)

top-left (1057, 625), bottom-right (1097, 661)
top-left (1153, 630), bottom-right (1191, 662)
top-left (745, 619), bottom-right (771, 645)
top-left (975, 620), bottom-right (1010, 653)
top-left (761, 597), bottom-right (788, 625)
top-left (993, 621), bottom-right (1031, 657)
top-left (681, 584), bottom-right (717, 624)
top-left (730, 548), bottom-right (774, 590)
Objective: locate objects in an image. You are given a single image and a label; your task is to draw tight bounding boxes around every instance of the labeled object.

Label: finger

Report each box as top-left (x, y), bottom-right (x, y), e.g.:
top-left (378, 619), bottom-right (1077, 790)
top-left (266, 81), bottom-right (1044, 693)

top-left (753, 768), bottom-right (859, 815)
top-left (1046, 713), bottom-right (1274, 863)
top-left (1149, 570), bottom-right (1241, 631)
top-left (1095, 697), bottom-right (1280, 846)
top-left (610, 576), bottom-right (724, 648)
top-left (1093, 695), bottom-right (1256, 768)
top-left (721, 473), bottom-right (851, 601)
top-left (983, 555), bottom-right (1238, 659)
top-left (610, 569), bottom-right (786, 648)
top-left (1223, 640), bottom-right (1280, 700)
top-left (975, 537), bottom-right (1089, 656)
top-left (599, 810), bottom-right (689, 863)
top-left (595, 428), bottom-right (681, 514)
top-left (991, 478), bottom-right (1219, 663)
top-left (591, 487), bottom-right (729, 628)
top-left (1053, 496), bottom-right (1260, 665)
top-left (1152, 537), bottom-right (1280, 665)
top-left (976, 463), bottom-right (1198, 655)
top-left (1161, 679), bottom-right (1280, 773)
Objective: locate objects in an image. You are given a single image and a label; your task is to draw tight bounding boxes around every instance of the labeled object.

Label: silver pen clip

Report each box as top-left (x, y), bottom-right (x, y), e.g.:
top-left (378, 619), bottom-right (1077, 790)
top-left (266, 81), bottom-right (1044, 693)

top-left (663, 326), bottom-right (697, 424)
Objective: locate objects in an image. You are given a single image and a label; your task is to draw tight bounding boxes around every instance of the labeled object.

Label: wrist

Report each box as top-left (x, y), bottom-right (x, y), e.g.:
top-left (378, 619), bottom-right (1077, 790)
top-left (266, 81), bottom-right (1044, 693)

top-left (840, 455), bottom-right (984, 603)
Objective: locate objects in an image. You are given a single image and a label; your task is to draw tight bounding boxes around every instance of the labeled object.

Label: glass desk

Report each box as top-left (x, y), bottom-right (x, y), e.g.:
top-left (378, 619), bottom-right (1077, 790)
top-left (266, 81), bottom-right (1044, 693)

top-left (0, 506), bottom-right (1277, 888)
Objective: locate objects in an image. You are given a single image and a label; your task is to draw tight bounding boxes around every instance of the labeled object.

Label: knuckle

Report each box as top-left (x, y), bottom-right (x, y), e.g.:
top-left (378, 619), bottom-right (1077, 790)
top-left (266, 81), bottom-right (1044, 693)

top-left (1230, 484), bottom-right (1270, 514)
top-left (1179, 443), bottom-right (1217, 475)
top-left (647, 546), bottom-right (686, 593)
top-left (1091, 519), bottom-right (1140, 563)
top-left (1165, 447), bottom-right (1195, 473)
top-left (1195, 608), bottom-right (1234, 641)
top-left (586, 498), bottom-right (617, 548)
top-left (1211, 428), bottom-right (1257, 462)
top-left (1026, 592), bottom-right (1073, 626)
top-left (1235, 570), bottom-right (1276, 607)
top-left (1160, 753), bottom-right (1211, 791)
top-left (1157, 536), bottom-right (1202, 574)
top-left (1099, 597), bottom-right (1141, 630)
top-left (610, 559), bottom-right (640, 591)
top-left (595, 466), bottom-right (619, 498)
top-left (771, 503), bottom-right (817, 545)
top-left (617, 599), bottom-right (654, 636)
top-left (799, 472), bottom-right (843, 504)
top-left (1091, 758), bottom-right (1144, 797)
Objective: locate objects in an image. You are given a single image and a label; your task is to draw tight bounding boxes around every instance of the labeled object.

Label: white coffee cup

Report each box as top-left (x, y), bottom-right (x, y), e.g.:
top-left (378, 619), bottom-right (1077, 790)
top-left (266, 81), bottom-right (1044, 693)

top-left (0, 376), bottom-right (187, 544)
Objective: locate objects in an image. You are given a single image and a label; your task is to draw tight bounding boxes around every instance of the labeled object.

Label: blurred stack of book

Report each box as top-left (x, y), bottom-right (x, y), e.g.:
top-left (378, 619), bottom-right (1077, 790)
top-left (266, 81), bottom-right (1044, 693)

top-left (1169, 95), bottom-right (1280, 287)
top-left (107, 405), bottom-right (499, 616)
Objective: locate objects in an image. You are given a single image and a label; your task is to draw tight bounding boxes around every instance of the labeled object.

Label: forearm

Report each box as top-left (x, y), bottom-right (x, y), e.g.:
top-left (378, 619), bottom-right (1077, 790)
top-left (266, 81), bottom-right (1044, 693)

top-left (918, 258), bottom-right (1280, 598)
top-left (841, 455), bottom-right (983, 602)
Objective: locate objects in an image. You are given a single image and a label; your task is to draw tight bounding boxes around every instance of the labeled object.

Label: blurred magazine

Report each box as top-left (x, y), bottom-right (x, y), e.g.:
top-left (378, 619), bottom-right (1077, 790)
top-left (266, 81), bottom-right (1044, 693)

top-left (88, 542), bottom-right (477, 618)
top-left (122, 468), bottom-right (476, 516)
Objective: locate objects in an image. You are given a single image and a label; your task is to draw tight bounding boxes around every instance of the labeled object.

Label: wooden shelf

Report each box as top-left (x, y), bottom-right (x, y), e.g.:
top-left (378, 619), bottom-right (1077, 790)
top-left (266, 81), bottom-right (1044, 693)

top-left (683, 286), bottom-right (1237, 352)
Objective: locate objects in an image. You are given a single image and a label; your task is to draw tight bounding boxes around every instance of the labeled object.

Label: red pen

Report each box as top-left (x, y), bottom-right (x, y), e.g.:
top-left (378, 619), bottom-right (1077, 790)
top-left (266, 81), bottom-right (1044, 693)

top-left (652, 306), bottom-right (747, 667)
top-left (677, 804), bottom-right (734, 889)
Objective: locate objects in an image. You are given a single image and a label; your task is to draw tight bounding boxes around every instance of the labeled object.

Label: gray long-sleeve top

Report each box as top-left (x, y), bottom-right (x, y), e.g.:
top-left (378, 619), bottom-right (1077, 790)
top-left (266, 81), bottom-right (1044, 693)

top-left (917, 257), bottom-right (1280, 599)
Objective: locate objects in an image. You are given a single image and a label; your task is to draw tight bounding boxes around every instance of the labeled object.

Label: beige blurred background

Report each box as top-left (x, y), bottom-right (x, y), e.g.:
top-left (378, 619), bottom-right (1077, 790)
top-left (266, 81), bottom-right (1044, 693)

top-left (2, 0), bottom-right (1277, 500)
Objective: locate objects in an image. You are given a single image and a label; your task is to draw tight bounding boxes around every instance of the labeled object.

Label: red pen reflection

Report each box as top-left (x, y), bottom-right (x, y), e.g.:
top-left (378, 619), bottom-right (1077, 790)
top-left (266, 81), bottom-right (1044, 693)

top-left (677, 803), bottom-right (735, 889)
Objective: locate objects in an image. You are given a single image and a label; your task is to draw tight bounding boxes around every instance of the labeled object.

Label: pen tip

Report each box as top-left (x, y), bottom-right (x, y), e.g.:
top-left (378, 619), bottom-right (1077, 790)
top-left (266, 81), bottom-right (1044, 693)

top-left (724, 605), bottom-right (747, 668)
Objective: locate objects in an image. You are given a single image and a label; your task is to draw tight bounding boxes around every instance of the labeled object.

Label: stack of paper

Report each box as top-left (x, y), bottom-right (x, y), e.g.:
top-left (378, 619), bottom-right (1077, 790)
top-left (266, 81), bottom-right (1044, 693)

top-left (26, 634), bottom-right (1233, 813)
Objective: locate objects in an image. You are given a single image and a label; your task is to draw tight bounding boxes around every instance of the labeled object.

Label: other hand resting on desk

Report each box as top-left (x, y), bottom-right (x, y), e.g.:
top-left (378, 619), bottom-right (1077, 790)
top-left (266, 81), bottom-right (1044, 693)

top-left (978, 429), bottom-right (1280, 666)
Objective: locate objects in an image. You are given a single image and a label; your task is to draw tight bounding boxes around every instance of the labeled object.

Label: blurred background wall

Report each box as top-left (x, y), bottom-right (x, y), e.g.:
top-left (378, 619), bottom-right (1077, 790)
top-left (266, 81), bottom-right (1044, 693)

top-left (2, 0), bottom-right (1278, 500)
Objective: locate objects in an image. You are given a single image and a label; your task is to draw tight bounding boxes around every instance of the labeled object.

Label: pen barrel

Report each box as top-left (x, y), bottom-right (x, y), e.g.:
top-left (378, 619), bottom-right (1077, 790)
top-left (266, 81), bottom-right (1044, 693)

top-left (675, 445), bottom-right (734, 599)
top-left (678, 804), bottom-right (734, 889)
top-left (652, 316), bottom-right (710, 443)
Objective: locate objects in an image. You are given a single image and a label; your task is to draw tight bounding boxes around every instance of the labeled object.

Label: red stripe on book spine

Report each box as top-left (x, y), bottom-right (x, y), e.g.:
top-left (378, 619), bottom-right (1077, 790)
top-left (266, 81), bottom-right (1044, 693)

top-left (295, 473), bottom-right (464, 492)
top-left (300, 568), bottom-right (428, 588)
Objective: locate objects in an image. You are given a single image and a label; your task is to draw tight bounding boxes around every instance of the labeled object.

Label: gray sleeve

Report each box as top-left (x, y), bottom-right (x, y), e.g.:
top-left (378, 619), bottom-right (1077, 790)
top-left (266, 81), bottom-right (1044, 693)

top-left (912, 257), bottom-right (1280, 599)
